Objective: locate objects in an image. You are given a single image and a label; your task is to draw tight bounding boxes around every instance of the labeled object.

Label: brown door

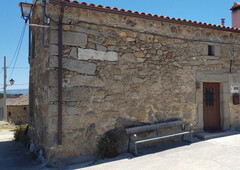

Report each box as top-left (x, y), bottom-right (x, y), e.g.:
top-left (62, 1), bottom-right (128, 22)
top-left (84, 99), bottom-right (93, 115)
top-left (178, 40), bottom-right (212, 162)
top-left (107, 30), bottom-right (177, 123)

top-left (203, 82), bottom-right (220, 130)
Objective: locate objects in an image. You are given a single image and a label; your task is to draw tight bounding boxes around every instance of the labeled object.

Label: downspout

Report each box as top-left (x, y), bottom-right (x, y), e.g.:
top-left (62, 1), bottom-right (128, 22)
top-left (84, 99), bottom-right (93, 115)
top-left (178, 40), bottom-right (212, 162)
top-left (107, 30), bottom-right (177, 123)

top-left (230, 60), bottom-right (233, 74)
top-left (230, 48), bottom-right (235, 74)
top-left (42, 0), bottom-right (48, 48)
top-left (58, 2), bottom-right (64, 145)
top-left (29, 18), bottom-right (31, 58)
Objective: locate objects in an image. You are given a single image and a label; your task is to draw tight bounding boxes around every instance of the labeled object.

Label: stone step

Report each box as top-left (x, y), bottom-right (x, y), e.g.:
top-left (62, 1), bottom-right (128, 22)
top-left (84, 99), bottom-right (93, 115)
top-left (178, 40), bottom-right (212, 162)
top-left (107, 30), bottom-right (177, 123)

top-left (195, 130), bottom-right (239, 140)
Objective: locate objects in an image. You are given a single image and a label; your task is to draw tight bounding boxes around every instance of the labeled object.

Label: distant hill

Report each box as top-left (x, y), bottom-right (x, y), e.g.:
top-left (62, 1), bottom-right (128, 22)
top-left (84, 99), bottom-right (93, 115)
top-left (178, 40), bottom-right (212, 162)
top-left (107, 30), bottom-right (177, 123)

top-left (0, 89), bottom-right (29, 95)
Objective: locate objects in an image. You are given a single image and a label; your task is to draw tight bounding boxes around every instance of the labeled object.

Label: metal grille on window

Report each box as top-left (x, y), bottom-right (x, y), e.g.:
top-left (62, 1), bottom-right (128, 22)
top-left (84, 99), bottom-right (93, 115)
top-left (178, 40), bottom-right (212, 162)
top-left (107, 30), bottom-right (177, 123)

top-left (205, 88), bottom-right (214, 106)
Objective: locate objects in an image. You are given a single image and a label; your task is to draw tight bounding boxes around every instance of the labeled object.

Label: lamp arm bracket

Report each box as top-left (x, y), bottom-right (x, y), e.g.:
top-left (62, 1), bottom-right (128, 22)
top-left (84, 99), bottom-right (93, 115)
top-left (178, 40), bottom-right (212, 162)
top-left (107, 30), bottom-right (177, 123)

top-left (26, 23), bottom-right (50, 28)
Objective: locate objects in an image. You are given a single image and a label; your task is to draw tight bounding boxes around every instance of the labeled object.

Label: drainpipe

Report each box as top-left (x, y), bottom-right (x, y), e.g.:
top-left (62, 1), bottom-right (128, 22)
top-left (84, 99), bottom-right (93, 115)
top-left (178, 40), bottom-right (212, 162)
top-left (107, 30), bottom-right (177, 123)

top-left (230, 49), bottom-right (235, 74)
top-left (42, 0), bottom-right (48, 48)
top-left (230, 60), bottom-right (233, 74)
top-left (29, 18), bottom-right (31, 58)
top-left (58, 2), bottom-right (64, 145)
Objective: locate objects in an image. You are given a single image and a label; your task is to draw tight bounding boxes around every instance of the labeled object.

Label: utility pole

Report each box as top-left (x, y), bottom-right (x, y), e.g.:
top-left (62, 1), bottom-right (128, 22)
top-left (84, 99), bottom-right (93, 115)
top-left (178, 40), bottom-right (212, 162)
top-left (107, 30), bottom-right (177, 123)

top-left (3, 56), bottom-right (7, 121)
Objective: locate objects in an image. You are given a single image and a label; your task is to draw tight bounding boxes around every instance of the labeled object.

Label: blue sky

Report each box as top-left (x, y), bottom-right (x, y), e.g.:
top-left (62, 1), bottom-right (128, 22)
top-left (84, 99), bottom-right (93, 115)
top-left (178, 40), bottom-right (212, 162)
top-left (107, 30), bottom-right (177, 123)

top-left (0, 0), bottom-right (237, 91)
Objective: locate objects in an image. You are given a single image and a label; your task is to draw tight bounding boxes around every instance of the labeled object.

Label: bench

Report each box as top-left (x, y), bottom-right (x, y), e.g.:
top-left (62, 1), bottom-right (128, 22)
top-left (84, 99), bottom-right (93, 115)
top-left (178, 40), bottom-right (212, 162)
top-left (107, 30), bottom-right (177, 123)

top-left (126, 120), bottom-right (193, 155)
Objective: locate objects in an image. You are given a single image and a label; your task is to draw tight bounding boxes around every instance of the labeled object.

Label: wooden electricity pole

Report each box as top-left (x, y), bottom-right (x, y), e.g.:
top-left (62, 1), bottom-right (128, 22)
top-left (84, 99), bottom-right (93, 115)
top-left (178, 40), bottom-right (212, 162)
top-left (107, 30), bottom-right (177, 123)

top-left (3, 56), bottom-right (7, 121)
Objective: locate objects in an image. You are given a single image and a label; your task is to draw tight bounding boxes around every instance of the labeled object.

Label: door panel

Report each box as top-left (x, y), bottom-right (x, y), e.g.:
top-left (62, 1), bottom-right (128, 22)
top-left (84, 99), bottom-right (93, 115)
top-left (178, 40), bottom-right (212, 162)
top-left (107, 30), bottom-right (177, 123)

top-left (203, 83), bottom-right (220, 130)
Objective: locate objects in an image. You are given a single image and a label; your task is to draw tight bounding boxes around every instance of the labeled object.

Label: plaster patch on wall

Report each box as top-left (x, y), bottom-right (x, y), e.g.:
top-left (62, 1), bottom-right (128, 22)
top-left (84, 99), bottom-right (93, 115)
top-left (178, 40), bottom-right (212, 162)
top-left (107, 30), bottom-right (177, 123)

top-left (78, 48), bottom-right (118, 61)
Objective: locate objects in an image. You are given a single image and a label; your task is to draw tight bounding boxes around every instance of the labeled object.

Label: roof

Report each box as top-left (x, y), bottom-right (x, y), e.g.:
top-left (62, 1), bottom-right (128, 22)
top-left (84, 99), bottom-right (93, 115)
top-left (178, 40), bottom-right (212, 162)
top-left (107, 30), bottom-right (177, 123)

top-left (6, 98), bottom-right (19, 105)
top-left (7, 94), bottom-right (29, 106)
top-left (230, 2), bottom-right (240, 11)
top-left (0, 95), bottom-right (19, 99)
top-left (49, 0), bottom-right (240, 33)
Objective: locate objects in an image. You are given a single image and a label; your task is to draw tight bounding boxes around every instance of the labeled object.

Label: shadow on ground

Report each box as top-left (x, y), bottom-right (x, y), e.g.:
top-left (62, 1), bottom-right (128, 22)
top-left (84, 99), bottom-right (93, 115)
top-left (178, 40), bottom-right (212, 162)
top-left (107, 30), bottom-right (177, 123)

top-left (0, 137), bottom-right (42, 170)
top-left (67, 138), bottom-right (194, 170)
top-left (67, 132), bottom-right (240, 170)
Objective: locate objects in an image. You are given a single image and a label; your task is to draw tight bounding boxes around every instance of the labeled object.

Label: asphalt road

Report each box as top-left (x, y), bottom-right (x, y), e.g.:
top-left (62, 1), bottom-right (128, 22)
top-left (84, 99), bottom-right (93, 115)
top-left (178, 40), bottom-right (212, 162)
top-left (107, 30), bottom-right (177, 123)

top-left (0, 129), bottom-right (42, 170)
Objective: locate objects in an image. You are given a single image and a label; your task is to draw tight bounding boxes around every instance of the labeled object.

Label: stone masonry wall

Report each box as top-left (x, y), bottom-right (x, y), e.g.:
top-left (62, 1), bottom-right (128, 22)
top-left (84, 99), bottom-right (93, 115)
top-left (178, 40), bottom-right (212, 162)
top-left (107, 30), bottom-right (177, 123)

top-left (7, 105), bottom-right (29, 124)
top-left (28, 4), bottom-right (51, 154)
top-left (30, 3), bottom-right (240, 162)
top-left (229, 74), bottom-right (240, 127)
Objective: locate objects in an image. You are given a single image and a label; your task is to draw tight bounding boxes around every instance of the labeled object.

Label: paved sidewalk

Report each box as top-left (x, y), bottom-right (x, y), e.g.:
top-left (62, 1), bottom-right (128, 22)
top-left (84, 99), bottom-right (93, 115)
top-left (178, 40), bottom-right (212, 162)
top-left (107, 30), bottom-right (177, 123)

top-left (0, 129), bottom-right (42, 170)
top-left (68, 133), bottom-right (240, 170)
top-left (1, 128), bottom-right (240, 170)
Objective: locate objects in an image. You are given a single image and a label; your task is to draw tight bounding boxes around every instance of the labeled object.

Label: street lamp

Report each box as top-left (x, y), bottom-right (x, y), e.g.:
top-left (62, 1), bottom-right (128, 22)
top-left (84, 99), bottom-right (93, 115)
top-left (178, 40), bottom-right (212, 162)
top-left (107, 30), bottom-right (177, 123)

top-left (19, 2), bottom-right (33, 23)
top-left (9, 79), bottom-right (15, 86)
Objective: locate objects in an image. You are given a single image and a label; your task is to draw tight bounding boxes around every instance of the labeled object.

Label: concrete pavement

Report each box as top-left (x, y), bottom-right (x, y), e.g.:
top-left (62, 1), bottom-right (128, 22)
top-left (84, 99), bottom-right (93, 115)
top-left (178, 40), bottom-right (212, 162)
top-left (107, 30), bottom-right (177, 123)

top-left (68, 133), bottom-right (240, 170)
top-left (1, 128), bottom-right (240, 170)
top-left (0, 129), bottom-right (42, 170)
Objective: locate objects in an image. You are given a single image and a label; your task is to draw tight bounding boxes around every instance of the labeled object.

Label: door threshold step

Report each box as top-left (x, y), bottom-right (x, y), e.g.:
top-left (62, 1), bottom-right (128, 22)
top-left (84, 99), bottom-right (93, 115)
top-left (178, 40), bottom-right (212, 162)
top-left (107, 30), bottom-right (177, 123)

top-left (195, 130), bottom-right (239, 140)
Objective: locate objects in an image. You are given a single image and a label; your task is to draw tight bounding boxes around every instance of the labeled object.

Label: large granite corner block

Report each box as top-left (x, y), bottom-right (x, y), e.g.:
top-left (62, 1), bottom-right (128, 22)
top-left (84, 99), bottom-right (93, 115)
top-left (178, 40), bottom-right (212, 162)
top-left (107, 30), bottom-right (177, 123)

top-left (50, 44), bottom-right (58, 56)
top-left (49, 56), bottom-right (96, 75)
top-left (63, 75), bottom-right (104, 87)
top-left (50, 30), bottom-right (87, 47)
top-left (78, 48), bottom-right (118, 61)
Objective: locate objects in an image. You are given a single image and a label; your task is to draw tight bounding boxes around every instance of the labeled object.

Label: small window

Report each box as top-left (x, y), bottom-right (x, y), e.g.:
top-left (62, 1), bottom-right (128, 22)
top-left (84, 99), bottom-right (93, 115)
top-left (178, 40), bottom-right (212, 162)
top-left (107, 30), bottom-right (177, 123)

top-left (23, 107), bottom-right (26, 110)
top-left (8, 112), bottom-right (11, 117)
top-left (208, 45), bottom-right (214, 56)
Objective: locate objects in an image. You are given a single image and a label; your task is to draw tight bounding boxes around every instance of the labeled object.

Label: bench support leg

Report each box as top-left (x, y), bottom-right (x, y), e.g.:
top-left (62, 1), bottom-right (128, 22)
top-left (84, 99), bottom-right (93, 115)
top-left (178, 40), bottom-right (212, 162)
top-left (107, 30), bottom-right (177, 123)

top-left (134, 143), bottom-right (138, 156)
top-left (127, 138), bottom-right (131, 152)
top-left (190, 132), bottom-right (193, 143)
top-left (181, 134), bottom-right (184, 141)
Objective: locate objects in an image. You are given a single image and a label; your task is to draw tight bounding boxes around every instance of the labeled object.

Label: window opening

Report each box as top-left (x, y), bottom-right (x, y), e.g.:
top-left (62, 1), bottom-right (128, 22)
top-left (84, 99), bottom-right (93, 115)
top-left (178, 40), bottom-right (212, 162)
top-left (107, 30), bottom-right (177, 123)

top-left (208, 45), bottom-right (214, 56)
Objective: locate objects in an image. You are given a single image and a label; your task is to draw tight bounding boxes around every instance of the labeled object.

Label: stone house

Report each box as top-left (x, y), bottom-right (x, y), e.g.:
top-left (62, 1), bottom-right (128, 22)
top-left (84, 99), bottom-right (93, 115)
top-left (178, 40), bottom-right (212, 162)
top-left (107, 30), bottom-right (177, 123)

top-left (29, 0), bottom-right (240, 164)
top-left (7, 94), bottom-right (29, 124)
top-left (0, 96), bottom-right (18, 121)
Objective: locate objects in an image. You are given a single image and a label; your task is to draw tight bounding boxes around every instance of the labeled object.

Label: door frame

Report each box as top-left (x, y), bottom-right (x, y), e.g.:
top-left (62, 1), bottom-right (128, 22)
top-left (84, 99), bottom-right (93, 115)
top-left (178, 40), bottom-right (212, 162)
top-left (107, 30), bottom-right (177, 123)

top-left (195, 71), bottom-right (231, 131)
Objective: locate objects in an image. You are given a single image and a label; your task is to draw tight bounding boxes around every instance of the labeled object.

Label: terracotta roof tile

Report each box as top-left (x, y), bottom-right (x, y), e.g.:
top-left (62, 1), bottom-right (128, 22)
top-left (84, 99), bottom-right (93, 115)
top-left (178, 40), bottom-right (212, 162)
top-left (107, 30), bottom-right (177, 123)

top-left (49, 0), bottom-right (240, 33)
top-left (7, 94), bottom-right (29, 106)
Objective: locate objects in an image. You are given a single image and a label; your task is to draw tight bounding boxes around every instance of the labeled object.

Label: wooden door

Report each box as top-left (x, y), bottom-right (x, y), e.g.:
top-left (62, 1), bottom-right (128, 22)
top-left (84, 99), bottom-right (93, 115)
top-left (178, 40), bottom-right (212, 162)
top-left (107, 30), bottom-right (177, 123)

top-left (203, 82), bottom-right (220, 130)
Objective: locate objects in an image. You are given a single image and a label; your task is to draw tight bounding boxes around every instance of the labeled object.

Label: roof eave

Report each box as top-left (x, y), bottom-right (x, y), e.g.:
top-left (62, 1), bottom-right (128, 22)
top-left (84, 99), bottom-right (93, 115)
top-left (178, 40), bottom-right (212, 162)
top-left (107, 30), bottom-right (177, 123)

top-left (49, 0), bottom-right (240, 33)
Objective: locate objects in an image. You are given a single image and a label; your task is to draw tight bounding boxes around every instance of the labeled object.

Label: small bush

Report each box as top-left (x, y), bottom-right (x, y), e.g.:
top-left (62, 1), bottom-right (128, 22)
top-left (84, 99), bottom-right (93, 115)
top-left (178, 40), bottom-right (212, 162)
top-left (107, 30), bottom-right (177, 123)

top-left (96, 128), bottom-right (121, 159)
top-left (14, 124), bottom-right (28, 143)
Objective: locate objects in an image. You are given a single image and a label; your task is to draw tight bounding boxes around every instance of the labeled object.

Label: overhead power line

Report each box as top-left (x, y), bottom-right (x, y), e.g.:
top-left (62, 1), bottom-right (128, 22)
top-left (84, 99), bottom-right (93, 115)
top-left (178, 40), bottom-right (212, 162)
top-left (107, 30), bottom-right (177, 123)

top-left (0, 83), bottom-right (28, 86)
top-left (0, 84), bottom-right (29, 86)
top-left (7, 67), bottom-right (29, 69)
top-left (0, 67), bottom-right (29, 77)
top-left (7, 24), bottom-right (26, 68)
top-left (8, 24), bottom-right (26, 81)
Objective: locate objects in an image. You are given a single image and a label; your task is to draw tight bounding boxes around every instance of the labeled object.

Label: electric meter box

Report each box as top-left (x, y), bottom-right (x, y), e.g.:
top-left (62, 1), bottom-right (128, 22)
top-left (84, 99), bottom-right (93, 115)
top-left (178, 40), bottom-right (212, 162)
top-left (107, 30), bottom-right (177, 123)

top-left (231, 86), bottom-right (239, 93)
